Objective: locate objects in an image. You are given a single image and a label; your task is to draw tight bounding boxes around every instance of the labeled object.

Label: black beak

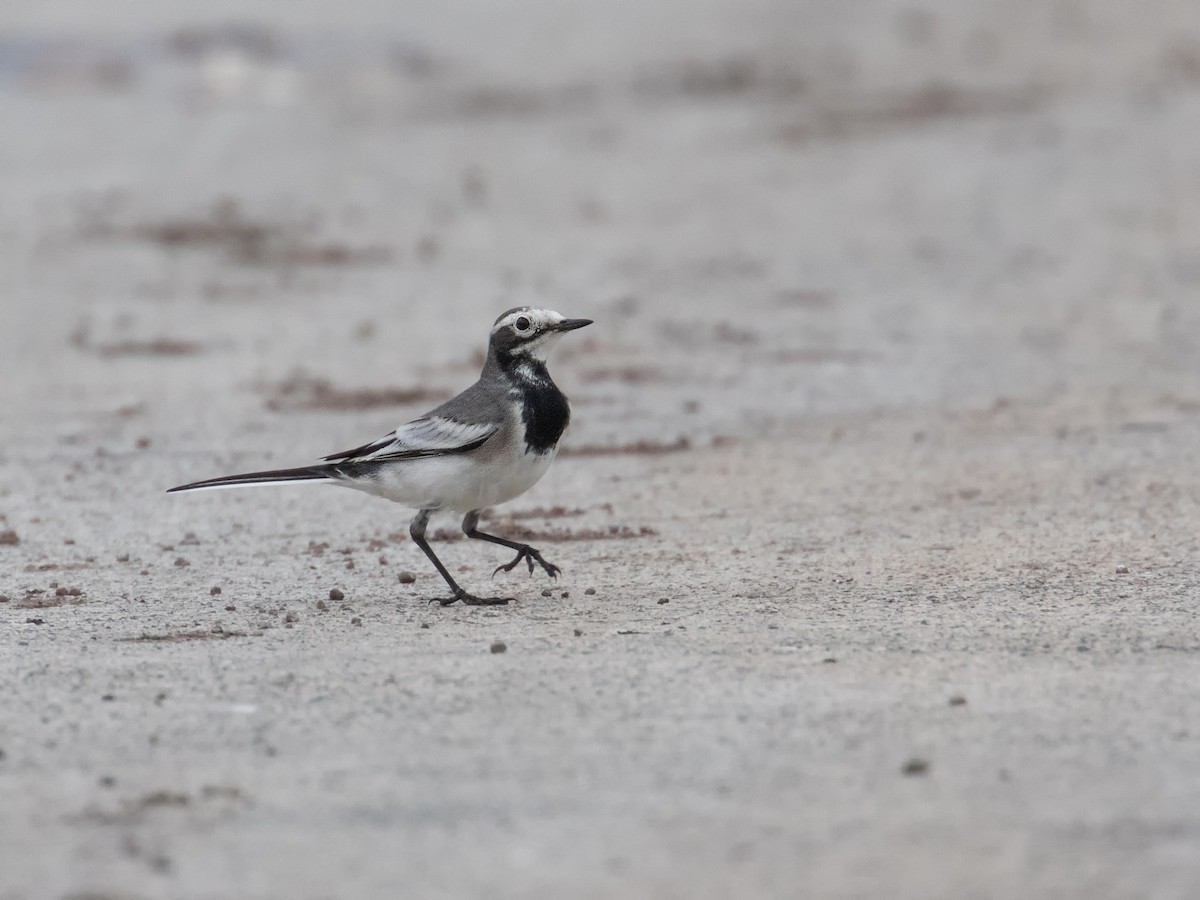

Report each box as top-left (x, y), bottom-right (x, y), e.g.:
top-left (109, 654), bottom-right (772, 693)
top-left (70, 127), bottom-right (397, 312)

top-left (554, 318), bottom-right (593, 332)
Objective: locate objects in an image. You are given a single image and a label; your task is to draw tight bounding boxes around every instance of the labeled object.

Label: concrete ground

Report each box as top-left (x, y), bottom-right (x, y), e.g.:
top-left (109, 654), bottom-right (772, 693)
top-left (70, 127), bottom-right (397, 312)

top-left (2, 1), bottom-right (1200, 897)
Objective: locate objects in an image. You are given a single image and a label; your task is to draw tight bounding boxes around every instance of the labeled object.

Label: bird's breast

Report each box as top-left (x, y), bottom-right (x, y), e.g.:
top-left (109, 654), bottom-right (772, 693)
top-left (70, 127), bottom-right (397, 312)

top-left (517, 379), bottom-right (571, 454)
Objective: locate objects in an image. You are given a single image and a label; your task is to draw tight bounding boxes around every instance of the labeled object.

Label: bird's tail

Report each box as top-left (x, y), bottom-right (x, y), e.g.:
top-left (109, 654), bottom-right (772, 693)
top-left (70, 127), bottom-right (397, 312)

top-left (167, 464), bottom-right (338, 494)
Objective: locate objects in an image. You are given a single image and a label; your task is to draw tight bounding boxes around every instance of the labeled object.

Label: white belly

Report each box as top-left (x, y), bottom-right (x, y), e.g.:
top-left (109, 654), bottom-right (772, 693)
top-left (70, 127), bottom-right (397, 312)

top-left (343, 445), bottom-right (556, 512)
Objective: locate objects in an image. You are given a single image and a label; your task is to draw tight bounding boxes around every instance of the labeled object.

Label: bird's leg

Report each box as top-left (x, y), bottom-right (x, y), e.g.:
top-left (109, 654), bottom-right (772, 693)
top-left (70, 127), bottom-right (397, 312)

top-left (462, 510), bottom-right (562, 580)
top-left (409, 510), bottom-right (510, 606)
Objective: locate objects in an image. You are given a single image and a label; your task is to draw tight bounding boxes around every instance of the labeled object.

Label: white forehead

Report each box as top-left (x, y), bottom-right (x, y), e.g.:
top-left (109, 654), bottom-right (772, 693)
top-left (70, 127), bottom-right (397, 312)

top-left (492, 308), bottom-right (565, 332)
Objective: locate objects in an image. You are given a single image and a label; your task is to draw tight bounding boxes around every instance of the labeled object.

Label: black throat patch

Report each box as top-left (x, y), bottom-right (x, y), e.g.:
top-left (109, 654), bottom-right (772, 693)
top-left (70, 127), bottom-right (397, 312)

top-left (507, 358), bottom-right (570, 454)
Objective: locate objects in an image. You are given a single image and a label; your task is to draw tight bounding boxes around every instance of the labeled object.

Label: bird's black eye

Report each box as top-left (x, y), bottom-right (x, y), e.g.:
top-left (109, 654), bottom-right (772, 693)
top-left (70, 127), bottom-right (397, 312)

top-left (514, 316), bottom-right (531, 332)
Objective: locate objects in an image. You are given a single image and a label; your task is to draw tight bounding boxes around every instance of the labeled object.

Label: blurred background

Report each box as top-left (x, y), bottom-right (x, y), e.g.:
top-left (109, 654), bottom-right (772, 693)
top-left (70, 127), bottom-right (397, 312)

top-left (4, 1), bottom-right (1200, 897)
top-left (3, 0), bottom-right (1199, 455)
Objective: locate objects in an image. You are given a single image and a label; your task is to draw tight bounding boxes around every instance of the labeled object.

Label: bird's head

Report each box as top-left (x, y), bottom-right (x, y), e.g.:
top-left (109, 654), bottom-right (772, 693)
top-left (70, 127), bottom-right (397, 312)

top-left (488, 307), bottom-right (592, 362)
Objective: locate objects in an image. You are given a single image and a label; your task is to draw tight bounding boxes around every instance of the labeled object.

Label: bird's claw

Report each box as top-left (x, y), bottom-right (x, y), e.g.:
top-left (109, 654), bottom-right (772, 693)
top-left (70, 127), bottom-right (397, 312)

top-left (430, 591), bottom-right (511, 606)
top-left (492, 545), bottom-right (561, 580)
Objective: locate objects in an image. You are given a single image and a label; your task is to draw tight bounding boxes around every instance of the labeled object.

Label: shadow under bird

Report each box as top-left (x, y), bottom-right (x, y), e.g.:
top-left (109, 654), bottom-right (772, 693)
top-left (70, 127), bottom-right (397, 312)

top-left (168, 307), bottom-right (592, 606)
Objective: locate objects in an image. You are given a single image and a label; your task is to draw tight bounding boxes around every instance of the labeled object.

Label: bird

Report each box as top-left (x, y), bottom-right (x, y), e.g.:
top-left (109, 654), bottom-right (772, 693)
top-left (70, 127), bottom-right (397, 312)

top-left (168, 307), bottom-right (592, 606)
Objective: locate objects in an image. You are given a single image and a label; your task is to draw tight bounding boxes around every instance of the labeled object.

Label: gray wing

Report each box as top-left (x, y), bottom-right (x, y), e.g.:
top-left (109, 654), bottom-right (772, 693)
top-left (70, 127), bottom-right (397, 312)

top-left (322, 415), bottom-right (498, 463)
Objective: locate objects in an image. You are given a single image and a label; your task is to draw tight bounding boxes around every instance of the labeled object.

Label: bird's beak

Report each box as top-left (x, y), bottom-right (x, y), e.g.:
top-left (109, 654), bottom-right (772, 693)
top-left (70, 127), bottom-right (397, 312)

top-left (554, 318), bottom-right (593, 332)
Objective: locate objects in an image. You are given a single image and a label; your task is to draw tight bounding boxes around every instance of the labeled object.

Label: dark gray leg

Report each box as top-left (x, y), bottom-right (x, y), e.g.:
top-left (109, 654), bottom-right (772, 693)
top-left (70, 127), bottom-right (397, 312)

top-left (409, 510), bottom-right (510, 606)
top-left (461, 510), bottom-right (562, 579)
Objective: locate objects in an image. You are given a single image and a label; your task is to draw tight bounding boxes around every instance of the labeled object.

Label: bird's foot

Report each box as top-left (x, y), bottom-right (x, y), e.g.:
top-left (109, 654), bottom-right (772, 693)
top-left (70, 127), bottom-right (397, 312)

top-left (431, 590), bottom-right (511, 607)
top-left (492, 545), bottom-right (561, 579)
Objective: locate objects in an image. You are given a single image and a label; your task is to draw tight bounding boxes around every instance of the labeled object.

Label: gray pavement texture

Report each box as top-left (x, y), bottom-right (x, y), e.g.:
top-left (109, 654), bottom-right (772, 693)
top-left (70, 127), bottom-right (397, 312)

top-left (2, 1), bottom-right (1200, 898)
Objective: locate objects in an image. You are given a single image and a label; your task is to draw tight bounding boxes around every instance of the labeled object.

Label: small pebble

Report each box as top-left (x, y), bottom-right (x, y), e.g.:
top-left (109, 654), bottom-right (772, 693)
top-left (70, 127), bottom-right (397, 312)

top-left (584, 588), bottom-right (596, 596)
top-left (284, 612), bottom-right (297, 623)
top-left (901, 757), bottom-right (929, 776)
top-left (0, 530), bottom-right (20, 545)
top-left (561, 591), bottom-right (570, 599)
top-left (329, 588), bottom-right (345, 602)
top-left (657, 598), bottom-right (669, 605)
top-left (949, 695), bottom-right (967, 707)
top-left (822, 658), bottom-right (837, 664)
top-left (316, 600), bottom-right (328, 611)
top-left (573, 628), bottom-right (583, 637)
top-left (174, 557), bottom-right (190, 567)
top-left (101, 694), bottom-right (114, 702)
top-left (490, 640), bottom-right (507, 654)
top-left (398, 571), bottom-right (416, 584)
top-left (116, 554), bottom-right (130, 562)
top-left (420, 622), bottom-right (430, 629)
top-left (541, 589), bottom-right (553, 597)
top-left (210, 586), bottom-right (222, 596)
top-left (224, 605), bottom-right (236, 612)
top-left (351, 617), bottom-right (362, 627)
top-left (1115, 565), bottom-right (1130, 574)
top-left (378, 556), bottom-right (388, 565)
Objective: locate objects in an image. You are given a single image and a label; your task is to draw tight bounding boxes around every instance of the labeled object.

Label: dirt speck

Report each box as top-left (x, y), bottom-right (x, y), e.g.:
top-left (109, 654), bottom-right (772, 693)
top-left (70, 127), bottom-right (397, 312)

top-left (562, 438), bottom-right (690, 457)
top-left (949, 695), bottom-right (967, 707)
top-left (210, 586), bottom-right (222, 596)
top-left (490, 640), bottom-right (507, 654)
top-left (498, 524), bottom-right (657, 542)
top-left (263, 373), bottom-right (448, 413)
top-left (173, 557), bottom-right (190, 567)
top-left (902, 757), bottom-right (930, 776)
top-left (0, 530), bottom-right (20, 545)
top-left (580, 365), bottom-right (667, 384)
top-left (284, 612), bottom-right (297, 623)
top-left (351, 617), bottom-right (362, 627)
top-left (89, 337), bottom-right (205, 359)
top-left (121, 629), bottom-right (253, 642)
top-left (140, 790), bottom-right (190, 808)
top-left (488, 505), bottom-right (585, 521)
top-left (15, 587), bottom-right (84, 608)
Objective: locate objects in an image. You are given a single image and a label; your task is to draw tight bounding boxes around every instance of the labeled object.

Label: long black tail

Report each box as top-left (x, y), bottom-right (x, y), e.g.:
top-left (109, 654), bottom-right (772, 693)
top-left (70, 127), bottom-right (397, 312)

top-left (167, 464), bottom-right (338, 494)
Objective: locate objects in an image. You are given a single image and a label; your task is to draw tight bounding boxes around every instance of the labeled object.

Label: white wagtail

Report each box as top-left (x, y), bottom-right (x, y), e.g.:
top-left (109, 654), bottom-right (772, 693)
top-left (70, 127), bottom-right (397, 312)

top-left (168, 307), bottom-right (592, 606)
